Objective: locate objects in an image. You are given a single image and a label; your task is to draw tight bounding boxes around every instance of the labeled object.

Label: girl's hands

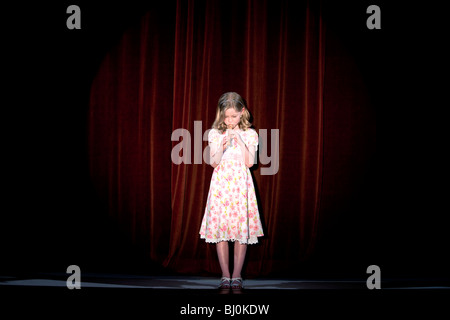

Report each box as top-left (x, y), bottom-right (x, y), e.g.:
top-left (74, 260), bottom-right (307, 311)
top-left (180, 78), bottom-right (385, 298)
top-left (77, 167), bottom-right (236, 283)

top-left (222, 135), bottom-right (229, 151)
top-left (222, 129), bottom-right (244, 151)
top-left (230, 129), bottom-right (244, 146)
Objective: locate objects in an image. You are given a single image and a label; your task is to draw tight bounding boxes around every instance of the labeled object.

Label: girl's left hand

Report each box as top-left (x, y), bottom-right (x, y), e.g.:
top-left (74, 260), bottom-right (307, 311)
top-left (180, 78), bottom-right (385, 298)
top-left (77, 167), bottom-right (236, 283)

top-left (231, 130), bottom-right (244, 146)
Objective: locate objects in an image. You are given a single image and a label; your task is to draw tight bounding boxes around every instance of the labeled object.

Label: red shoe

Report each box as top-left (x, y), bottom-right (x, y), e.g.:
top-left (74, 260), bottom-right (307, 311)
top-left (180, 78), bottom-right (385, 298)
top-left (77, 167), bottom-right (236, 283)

top-left (218, 277), bottom-right (231, 289)
top-left (231, 278), bottom-right (243, 289)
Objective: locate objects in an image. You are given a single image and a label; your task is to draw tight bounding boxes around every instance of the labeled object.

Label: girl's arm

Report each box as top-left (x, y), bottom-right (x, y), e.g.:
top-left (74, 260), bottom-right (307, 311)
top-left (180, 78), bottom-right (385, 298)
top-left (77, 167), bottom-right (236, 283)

top-left (234, 133), bottom-right (256, 168)
top-left (210, 135), bottom-right (228, 168)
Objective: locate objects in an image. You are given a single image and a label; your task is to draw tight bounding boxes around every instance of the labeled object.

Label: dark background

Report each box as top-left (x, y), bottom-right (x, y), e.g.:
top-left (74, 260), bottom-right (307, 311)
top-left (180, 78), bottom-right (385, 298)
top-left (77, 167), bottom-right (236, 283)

top-left (3, 0), bottom-right (448, 282)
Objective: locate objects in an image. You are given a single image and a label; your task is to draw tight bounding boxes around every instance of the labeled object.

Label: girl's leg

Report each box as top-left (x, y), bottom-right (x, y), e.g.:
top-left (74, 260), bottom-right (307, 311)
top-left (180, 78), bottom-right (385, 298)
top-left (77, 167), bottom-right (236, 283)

top-left (232, 242), bottom-right (247, 279)
top-left (216, 241), bottom-right (230, 278)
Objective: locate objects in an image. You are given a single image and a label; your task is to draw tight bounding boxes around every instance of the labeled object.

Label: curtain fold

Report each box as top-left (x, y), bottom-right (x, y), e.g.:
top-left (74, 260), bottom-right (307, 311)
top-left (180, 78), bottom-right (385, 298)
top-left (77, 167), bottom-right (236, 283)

top-left (88, 0), bottom-right (372, 276)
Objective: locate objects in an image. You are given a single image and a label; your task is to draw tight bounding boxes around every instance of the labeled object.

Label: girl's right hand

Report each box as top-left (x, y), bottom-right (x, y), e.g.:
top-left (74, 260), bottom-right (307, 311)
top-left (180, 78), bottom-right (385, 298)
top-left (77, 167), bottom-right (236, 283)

top-left (222, 136), bottom-right (229, 151)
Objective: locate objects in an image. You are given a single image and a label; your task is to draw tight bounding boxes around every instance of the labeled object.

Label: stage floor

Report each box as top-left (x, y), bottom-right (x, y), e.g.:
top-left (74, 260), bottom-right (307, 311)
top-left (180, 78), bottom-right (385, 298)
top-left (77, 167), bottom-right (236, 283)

top-left (1, 273), bottom-right (448, 318)
top-left (1, 273), bottom-right (448, 290)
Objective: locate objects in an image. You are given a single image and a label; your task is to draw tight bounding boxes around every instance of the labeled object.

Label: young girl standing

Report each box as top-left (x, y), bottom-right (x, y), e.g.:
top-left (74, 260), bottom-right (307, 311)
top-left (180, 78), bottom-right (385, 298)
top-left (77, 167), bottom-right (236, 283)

top-left (199, 92), bottom-right (264, 290)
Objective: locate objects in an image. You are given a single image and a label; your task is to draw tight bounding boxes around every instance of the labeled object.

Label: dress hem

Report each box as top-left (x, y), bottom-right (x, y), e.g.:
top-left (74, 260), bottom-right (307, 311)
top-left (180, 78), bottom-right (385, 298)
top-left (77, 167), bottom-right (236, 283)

top-left (199, 235), bottom-right (262, 245)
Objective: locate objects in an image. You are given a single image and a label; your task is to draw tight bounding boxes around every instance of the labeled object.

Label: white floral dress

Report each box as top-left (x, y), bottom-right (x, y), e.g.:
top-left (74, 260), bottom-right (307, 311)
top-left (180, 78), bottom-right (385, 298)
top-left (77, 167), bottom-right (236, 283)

top-left (199, 128), bottom-right (264, 244)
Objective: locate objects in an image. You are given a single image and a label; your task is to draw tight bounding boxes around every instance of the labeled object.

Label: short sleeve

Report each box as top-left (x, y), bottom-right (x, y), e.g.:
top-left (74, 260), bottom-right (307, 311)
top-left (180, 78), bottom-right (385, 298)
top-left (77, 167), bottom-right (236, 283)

top-left (208, 129), bottom-right (221, 145)
top-left (246, 129), bottom-right (258, 152)
top-left (208, 129), bottom-right (223, 157)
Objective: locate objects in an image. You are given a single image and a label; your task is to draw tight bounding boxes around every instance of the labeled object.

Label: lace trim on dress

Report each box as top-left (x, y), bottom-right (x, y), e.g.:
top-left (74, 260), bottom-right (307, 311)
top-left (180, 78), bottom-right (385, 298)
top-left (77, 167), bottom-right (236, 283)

top-left (200, 236), bottom-right (260, 245)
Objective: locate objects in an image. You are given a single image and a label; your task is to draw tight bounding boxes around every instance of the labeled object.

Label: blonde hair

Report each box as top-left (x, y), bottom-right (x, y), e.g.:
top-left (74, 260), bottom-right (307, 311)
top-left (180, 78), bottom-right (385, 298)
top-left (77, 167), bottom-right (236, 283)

top-left (212, 92), bottom-right (252, 133)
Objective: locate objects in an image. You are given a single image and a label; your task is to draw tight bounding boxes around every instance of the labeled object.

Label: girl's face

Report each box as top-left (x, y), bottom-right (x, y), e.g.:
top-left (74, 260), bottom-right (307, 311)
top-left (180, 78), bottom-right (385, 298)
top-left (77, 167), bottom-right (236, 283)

top-left (224, 107), bottom-right (242, 129)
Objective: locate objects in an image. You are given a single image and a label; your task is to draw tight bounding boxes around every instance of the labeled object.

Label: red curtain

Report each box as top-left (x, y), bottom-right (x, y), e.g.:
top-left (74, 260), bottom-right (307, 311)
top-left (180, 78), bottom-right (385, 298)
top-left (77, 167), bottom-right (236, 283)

top-left (88, 0), bottom-right (374, 276)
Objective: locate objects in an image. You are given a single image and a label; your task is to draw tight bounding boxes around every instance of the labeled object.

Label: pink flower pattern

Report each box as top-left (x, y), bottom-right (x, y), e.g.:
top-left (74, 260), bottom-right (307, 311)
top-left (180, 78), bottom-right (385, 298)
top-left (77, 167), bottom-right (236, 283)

top-left (199, 128), bottom-right (264, 244)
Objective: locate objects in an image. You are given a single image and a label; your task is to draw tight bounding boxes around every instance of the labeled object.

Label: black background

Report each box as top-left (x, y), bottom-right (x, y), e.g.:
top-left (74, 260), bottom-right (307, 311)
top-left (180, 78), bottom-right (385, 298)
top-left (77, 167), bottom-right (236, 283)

top-left (4, 0), bottom-right (448, 277)
top-left (2, 1), bottom-right (448, 315)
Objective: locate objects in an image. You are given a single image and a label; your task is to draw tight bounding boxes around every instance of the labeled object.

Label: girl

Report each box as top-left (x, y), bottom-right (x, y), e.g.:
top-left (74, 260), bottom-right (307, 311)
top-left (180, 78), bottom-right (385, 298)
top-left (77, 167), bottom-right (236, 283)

top-left (199, 92), bottom-right (264, 290)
